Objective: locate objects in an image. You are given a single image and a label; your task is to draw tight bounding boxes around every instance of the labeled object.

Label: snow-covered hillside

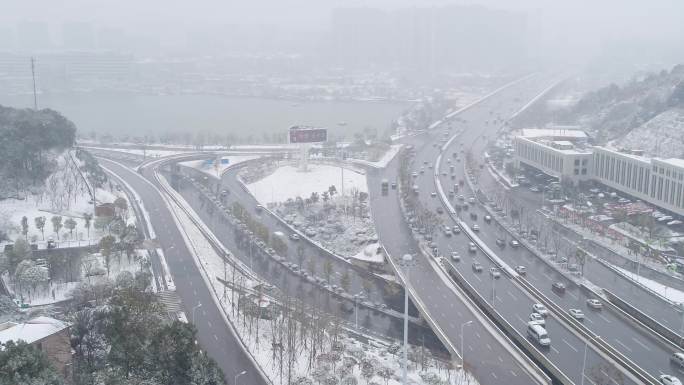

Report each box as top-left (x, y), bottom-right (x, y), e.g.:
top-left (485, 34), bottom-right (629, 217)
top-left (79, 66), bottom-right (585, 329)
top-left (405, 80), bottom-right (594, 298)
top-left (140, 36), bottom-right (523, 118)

top-left (611, 108), bottom-right (684, 158)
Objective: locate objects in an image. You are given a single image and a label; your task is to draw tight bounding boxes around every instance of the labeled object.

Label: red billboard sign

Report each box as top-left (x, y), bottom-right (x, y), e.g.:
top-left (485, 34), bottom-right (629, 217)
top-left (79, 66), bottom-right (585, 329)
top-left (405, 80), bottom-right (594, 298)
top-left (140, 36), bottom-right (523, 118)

top-left (289, 126), bottom-right (327, 144)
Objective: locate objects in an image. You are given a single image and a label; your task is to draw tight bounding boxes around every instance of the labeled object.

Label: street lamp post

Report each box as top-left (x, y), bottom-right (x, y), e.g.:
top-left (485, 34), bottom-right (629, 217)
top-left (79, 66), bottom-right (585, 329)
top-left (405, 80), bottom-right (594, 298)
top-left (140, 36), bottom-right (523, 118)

top-left (353, 294), bottom-right (360, 329)
top-left (491, 268), bottom-right (498, 303)
top-left (400, 254), bottom-right (415, 385)
top-left (581, 335), bottom-right (600, 385)
top-left (234, 370), bottom-right (247, 385)
top-left (192, 302), bottom-right (202, 324)
top-left (460, 321), bottom-right (473, 367)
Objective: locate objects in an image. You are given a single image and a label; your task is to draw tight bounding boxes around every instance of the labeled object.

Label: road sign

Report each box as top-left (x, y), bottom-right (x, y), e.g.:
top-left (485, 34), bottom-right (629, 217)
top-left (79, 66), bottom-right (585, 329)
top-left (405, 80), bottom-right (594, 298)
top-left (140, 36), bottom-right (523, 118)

top-left (289, 126), bottom-right (327, 144)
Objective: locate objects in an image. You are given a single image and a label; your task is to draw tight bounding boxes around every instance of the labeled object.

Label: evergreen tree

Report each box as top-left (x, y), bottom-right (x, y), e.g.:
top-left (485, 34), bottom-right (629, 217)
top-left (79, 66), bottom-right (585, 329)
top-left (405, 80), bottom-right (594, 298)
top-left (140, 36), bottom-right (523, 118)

top-left (0, 340), bottom-right (62, 385)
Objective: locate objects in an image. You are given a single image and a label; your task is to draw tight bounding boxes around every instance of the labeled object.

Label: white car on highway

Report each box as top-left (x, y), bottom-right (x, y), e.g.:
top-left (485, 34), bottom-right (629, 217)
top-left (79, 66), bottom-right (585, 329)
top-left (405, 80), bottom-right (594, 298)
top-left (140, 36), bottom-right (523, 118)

top-left (660, 375), bottom-right (683, 385)
top-left (532, 303), bottom-right (549, 317)
top-left (468, 242), bottom-right (477, 253)
top-left (472, 224), bottom-right (480, 232)
top-left (569, 309), bottom-right (585, 321)
top-left (586, 299), bottom-right (603, 309)
top-left (529, 312), bottom-right (545, 326)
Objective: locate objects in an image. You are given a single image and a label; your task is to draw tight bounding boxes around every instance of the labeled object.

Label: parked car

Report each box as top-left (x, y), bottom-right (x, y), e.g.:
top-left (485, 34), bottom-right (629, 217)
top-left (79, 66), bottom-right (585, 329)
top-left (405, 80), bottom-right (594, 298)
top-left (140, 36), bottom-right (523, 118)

top-left (532, 303), bottom-right (549, 317)
top-left (289, 233), bottom-right (300, 241)
top-left (451, 251), bottom-right (460, 262)
top-left (510, 240), bottom-right (520, 248)
top-left (514, 265), bottom-right (526, 275)
top-left (431, 192), bottom-right (437, 198)
top-left (436, 207), bottom-right (444, 214)
top-left (468, 242), bottom-right (477, 253)
top-left (552, 282), bottom-right (566, 293)
top-left (569, 309), bottom-right (585, 321)
top-left (484, 215), bottom-right (492, 223)
top-left (489, 268), bottom-right (501, 279)
top-left (470, 212), bottom-right (478, 220)
top-left (496, 239), bottom-right (506, 248)
top-left (472, 224), bottom-right (480, 232)
top-left (472, 262), bottom-right (483, 272)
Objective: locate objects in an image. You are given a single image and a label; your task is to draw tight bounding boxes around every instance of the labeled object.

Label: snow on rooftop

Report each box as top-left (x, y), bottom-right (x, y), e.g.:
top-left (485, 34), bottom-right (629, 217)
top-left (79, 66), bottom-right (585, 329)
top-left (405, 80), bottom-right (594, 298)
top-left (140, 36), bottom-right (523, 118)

top-left (519, 128), bottom-right (587, 139)
top-left (661, 158), bottom-right (684, 169)
top-left (0, 317), bottom-right (68, 345)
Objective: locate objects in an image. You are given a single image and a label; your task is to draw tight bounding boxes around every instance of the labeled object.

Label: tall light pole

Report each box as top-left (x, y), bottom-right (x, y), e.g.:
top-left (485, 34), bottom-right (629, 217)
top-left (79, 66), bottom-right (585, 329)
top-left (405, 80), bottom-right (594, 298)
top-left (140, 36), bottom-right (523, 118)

top-left (192, 302), bottom-right (202, 324)
top-left (353, 293), bottom-right (360, 329)
top-left (491, 267), bottom-right (498, 303)
top-left (234, 370), bottom-right (247, 385)
top-left (460, 321), bottom-right (473, 368)
top-left (400, 254), bottom-right (415, 385)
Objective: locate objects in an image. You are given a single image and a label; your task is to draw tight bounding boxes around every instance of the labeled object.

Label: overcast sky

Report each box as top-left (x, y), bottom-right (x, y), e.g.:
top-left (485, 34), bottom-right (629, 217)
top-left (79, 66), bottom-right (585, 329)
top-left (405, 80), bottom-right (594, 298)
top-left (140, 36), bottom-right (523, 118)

top-left (3, 0), bottom-right (684, 70)
top-left (4, 0), bottom-right (683, 33)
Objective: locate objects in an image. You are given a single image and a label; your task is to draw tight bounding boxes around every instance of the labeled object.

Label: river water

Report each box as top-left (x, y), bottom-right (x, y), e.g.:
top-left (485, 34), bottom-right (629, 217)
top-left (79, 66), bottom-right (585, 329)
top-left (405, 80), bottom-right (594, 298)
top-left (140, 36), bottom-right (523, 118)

top-left (0, 92), bottom-right (409, 141)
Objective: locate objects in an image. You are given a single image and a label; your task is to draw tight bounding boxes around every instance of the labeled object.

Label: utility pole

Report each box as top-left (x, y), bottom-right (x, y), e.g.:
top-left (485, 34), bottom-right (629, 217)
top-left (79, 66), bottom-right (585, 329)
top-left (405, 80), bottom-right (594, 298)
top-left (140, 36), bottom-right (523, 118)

top-left (31, 57), bottom-right (38, 110)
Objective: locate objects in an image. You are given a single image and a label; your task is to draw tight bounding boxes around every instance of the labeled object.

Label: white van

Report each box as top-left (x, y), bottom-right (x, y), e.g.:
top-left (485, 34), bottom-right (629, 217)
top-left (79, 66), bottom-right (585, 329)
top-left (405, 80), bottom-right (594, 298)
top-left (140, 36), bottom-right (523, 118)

top-left (527, 322), bottom-right (551, 347)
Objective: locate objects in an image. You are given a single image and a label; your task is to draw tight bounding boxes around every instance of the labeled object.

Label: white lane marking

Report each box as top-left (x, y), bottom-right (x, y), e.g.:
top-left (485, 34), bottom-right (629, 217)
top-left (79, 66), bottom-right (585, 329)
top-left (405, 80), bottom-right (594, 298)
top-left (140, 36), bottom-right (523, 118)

top-left (613, 338), bottom-right (632, 352)
top-left (472, 274), bottom-right (482, 282)
top-left (486, 344), bottom-right (492, 351)
top-left (567, 291), bottom-right (578, 300)
top-left (551, 346), bottom-right (559, 354)
top-left (207, 321), bottom-right (212, 328)
top-left (584, 316), bottom-right (593, 324)
top-left (631, 337), bottom-right (651, 351)
top-left (498, 356), bottom-right (503, 363)
top-left (515, 314), bottom-right (525, 324)
top-left (213, 334), bottom-right (218, 341)
top-left (526, 273), bottom-right (537, 281)
top-left (475, 332), bottom-right (481, 339)
top-left (598, 314), bottom-right (611, 323)
top-left (562, 338), bottom-right (578, 353)
top-left (507, 291), bottom-right (518, 301)
top-left (491, 372), bottom-right (498, 379)
top-left (510, 371), bottom-right (517, 377)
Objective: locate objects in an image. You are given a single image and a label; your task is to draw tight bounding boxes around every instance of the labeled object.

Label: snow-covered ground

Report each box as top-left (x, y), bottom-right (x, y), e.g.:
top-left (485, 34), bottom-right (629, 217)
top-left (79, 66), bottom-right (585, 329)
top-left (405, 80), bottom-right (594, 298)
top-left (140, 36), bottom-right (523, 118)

top-left (5, 249), bottom-right (150, 307)
top-left (612, 264), bottom-right (684, 304)
top-left (180, 155), bottom-right (261, 179)
top-left (247, 164), bottom-right (367, 205)
top-left (350, 144), bottom-right (403, 168)
top-left (164, 183), bottom-right (476, 385)
top-left (348, 243), bottom-right (384, 264)
top-left (0, 152), bottom-right (131, 249)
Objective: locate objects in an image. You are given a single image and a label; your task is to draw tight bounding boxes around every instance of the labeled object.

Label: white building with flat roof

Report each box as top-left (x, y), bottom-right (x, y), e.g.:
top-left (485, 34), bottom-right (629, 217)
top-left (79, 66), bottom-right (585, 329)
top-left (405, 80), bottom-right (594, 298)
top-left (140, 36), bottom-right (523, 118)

top-left (513, 136), bottom-right (593, 183)
top-left (513, 138), bottom-right (684, 216)
top-left (585, 147), bottom-right (684, 216)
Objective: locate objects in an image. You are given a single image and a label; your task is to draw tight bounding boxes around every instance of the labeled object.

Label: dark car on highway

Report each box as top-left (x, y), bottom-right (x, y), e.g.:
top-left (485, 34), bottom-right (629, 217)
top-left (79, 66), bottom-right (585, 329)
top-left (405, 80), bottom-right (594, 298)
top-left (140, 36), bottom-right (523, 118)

top-left (552, 282), bottom-right (566, 293)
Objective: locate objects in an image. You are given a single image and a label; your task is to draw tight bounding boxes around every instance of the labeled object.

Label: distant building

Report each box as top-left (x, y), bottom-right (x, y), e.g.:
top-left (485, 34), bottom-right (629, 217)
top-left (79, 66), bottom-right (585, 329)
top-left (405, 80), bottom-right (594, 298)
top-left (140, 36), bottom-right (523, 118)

top-left (0, 316), bottom-right (72, 379)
